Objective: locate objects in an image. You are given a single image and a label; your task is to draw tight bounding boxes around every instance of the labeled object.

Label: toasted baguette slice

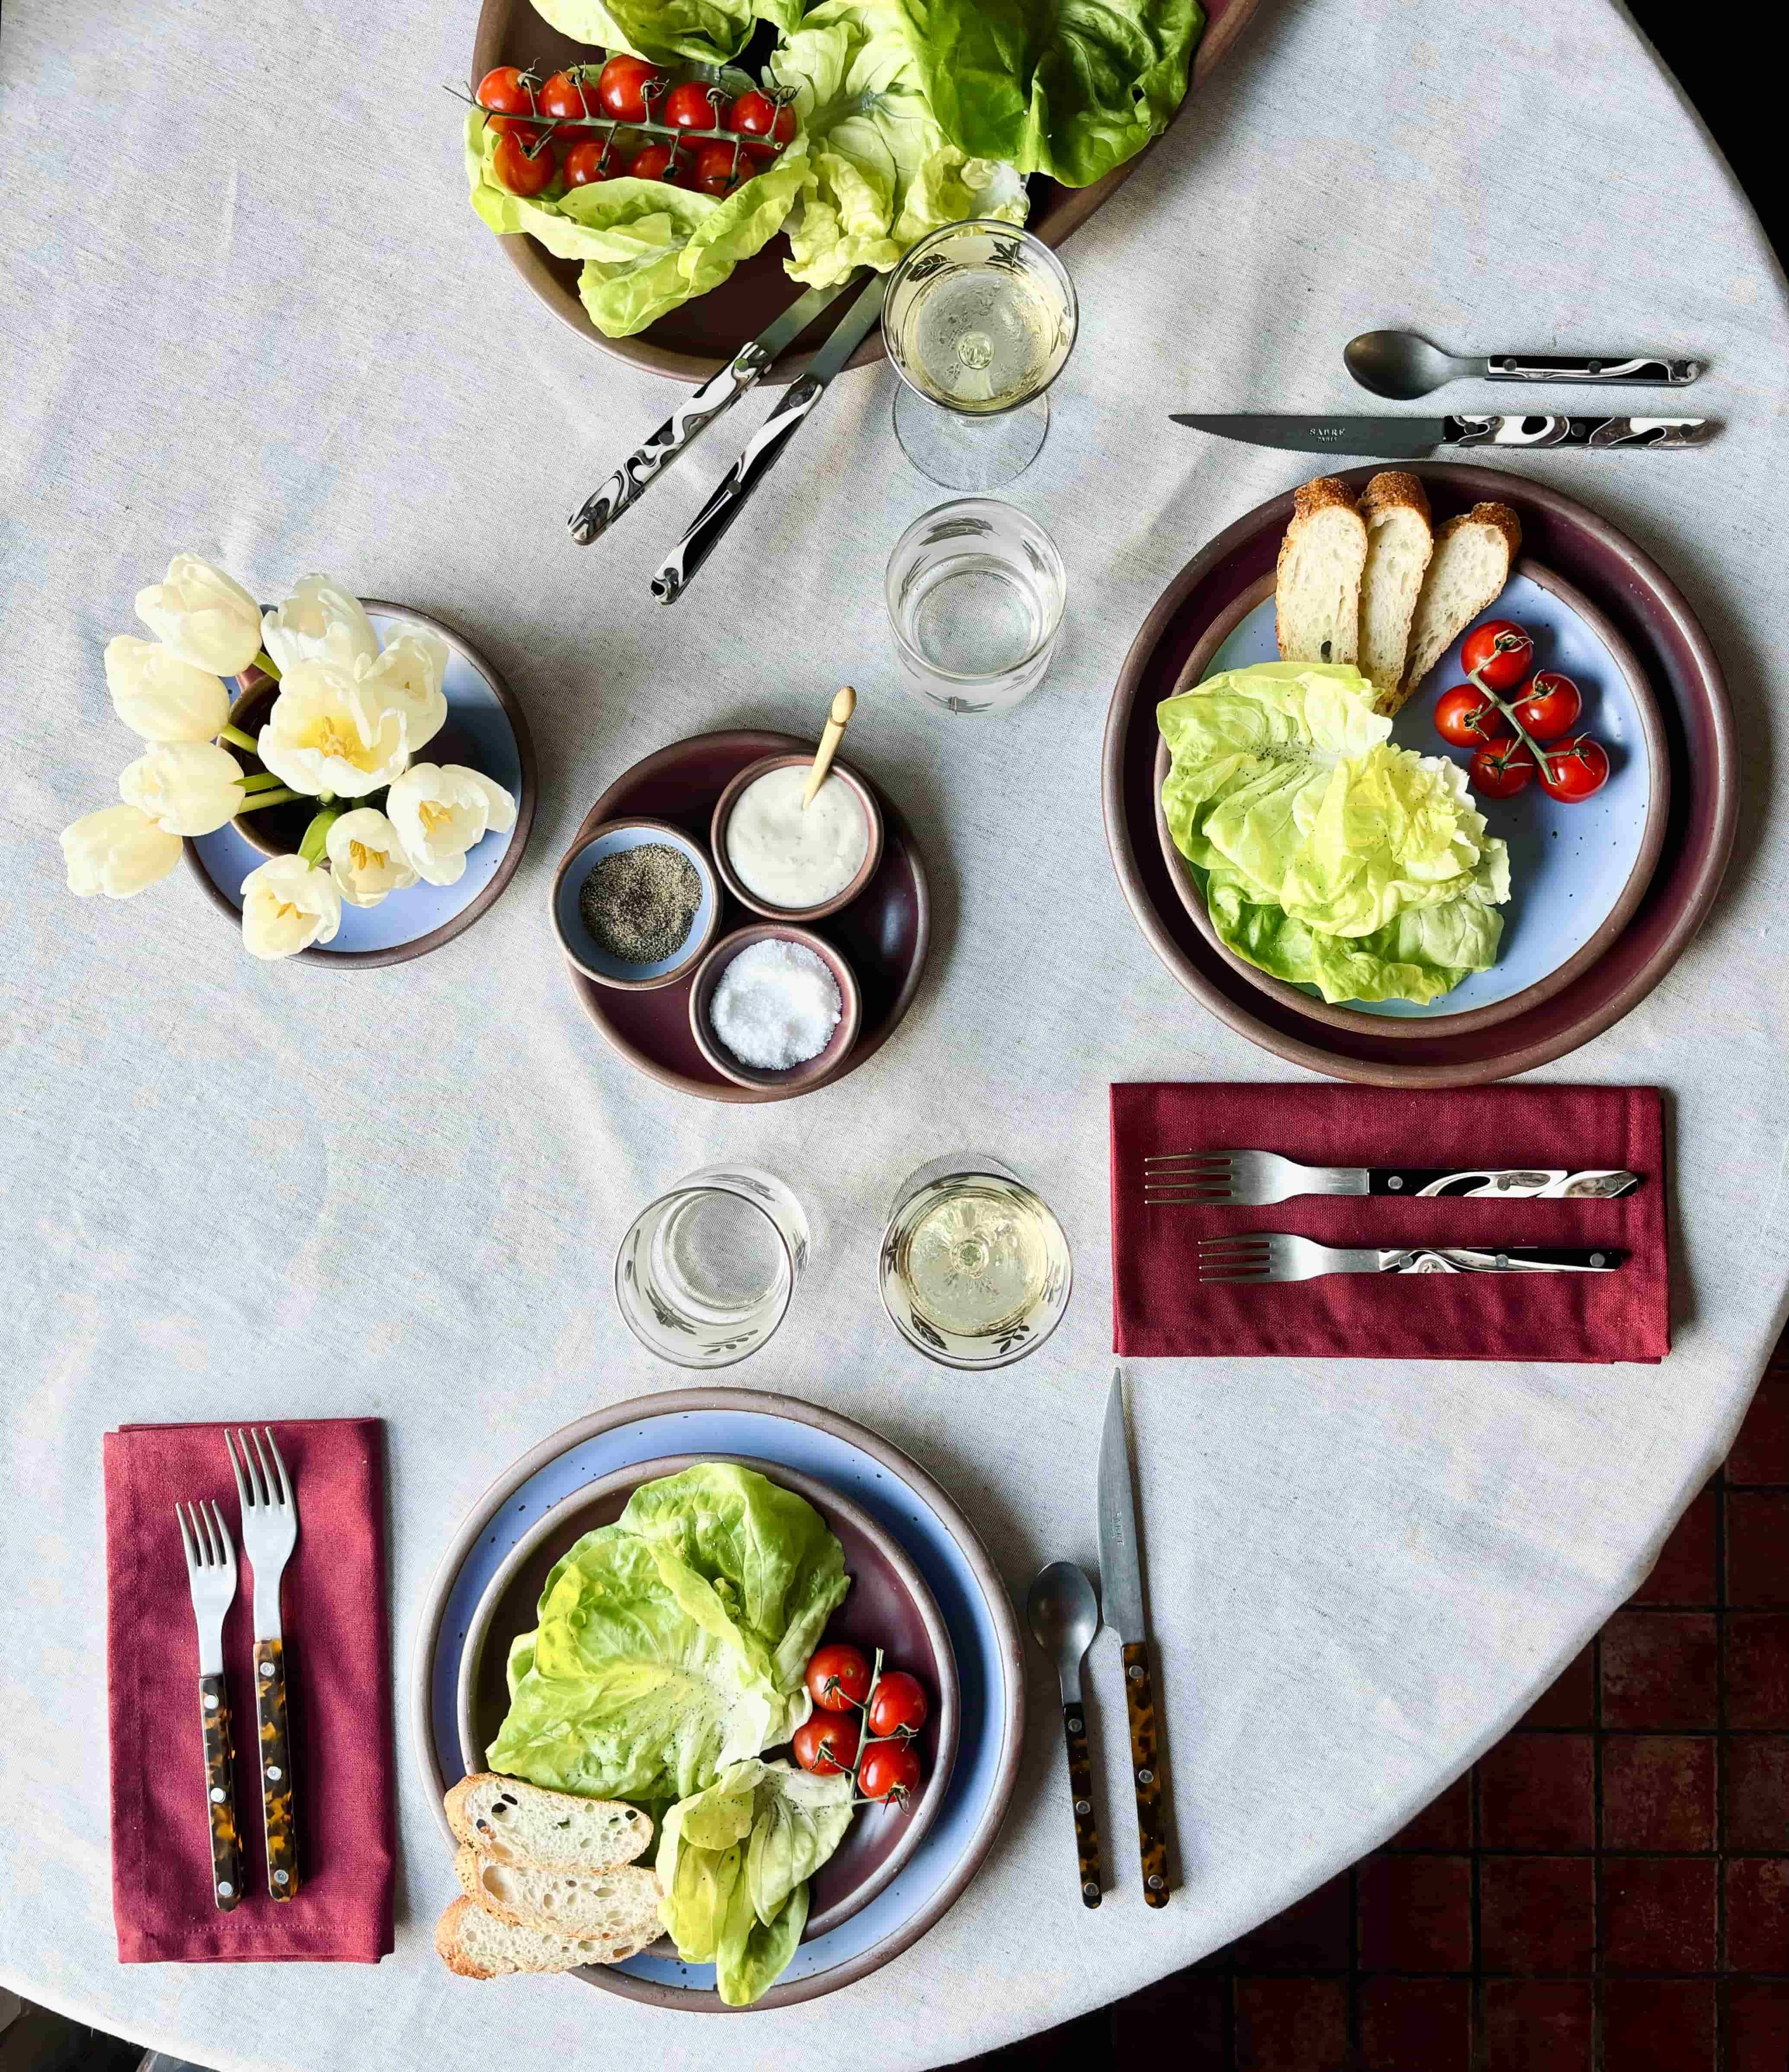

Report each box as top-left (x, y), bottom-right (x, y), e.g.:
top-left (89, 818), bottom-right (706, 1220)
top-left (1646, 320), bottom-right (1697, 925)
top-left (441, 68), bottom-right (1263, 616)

top-left (1388, 501), bottom-right (1523, 716)
top-left (453, 1847), bottom-right (662, 1952)
top-left (435, 1893), bottom-right (656, 1979)
top-left (1355, 472), bottom-right (1433, 700)
top-left (445, 1774), bottom-right (652, 1871)
top-left (1275, 476), bottom-right (1367, 667)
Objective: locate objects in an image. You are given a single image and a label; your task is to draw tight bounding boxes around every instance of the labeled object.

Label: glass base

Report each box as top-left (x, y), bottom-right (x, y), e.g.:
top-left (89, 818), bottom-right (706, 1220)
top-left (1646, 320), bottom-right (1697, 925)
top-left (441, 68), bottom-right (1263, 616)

top-left (892, 387), bottom-right (1050, 491)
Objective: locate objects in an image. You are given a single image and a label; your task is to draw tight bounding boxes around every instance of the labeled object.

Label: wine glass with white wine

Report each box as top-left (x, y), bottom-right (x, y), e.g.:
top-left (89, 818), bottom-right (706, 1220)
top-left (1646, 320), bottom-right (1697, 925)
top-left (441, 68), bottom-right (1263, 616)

top-left (882, 221), bottom-right (1079, 491)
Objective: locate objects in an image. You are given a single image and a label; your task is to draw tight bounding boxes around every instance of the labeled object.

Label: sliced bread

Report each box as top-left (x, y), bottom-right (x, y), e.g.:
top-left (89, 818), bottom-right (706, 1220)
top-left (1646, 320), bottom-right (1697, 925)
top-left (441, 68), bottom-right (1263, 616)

top-left (1388, 501), bottom-right (1523, 716)
top-left (435, 1893), bottom-right (656, 1979)
top-left (1355, 471), bottom-right (1433, 701)
top-left (1275, 476), bottom-right (1368, 668)
top-left (452, 1847), bottom-right (663, 1952)
top-left (445, 1773), bottom-right (652, 1871)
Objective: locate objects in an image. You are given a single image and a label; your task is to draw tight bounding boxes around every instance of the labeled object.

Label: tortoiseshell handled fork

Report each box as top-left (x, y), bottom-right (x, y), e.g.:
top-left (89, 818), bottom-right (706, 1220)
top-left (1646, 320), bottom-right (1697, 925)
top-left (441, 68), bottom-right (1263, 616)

top-left (227, 1427), bottom-right (300, 1902)
top-left (177, 1500), bottom-right (242, 1912)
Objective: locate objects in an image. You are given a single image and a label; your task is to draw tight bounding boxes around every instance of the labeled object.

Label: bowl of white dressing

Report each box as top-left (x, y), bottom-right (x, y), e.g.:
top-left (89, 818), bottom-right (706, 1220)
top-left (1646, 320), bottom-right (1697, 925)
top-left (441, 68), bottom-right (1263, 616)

top-left (711, 752), bottom-right (884, 921)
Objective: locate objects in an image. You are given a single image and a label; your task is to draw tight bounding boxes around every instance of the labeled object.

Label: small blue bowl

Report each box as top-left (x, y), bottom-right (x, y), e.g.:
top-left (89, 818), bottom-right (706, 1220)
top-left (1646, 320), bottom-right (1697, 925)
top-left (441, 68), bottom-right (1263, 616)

top-left (551, 819), bottom-right (720, 990)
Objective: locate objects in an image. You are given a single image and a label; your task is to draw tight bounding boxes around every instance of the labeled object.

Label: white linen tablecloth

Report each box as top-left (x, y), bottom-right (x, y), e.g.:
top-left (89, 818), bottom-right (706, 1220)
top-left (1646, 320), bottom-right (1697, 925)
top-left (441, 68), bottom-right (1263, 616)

top-left (3, 0), bottom-right (1786, 2065)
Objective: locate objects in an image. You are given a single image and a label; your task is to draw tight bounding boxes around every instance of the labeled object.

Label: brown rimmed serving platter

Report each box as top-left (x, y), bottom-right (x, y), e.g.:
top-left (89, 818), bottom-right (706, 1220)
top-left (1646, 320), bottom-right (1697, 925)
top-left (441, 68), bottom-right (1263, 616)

top-left (563, 729), bottom-right (928, 1103)
top-left (455, 1453), bottom-right (959, 1957)
top-left (468, 0), bottom-right (1268, 383)
top-left (1103, 464), bottom-right (1737, 1087)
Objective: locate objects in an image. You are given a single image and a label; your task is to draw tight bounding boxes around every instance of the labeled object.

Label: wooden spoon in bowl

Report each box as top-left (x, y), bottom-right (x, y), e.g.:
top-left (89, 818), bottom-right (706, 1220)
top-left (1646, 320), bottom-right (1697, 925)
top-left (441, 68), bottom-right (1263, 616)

top-left (804, 686), bottom-right (856, 808)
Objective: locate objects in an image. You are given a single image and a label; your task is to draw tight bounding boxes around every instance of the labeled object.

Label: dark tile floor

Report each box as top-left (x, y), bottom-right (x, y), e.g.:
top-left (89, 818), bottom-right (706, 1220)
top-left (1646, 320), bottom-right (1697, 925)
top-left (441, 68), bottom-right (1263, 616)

top-left (962, 1351), bottom-right (1789, 2071)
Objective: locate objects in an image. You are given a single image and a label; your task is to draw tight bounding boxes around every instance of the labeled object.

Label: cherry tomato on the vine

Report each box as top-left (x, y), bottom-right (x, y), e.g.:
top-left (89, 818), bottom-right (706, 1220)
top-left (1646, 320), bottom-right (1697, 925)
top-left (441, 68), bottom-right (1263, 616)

top-left (1433, 684), bottom-right (1509, 748)
top-left (806, 1643), bottom-right (871, 1711)
top-left (476, 65), bottom-right (543, 138)
top-left (858, 1739), bottom-right (922, 1806)
top-left (596, 52), bottom-right (667, 121)
top-left (1536, 732), bottom-right (1610, 802)
top-left (1460, 618), bottom-right (1535, 693)
top-left (538, 69), bottom-right (596, 139)
top-left (663, 79), bottom-right (724, 130)
top-left (562, 137), bottom-right (614, 187)
top-left (867, 1670), bottom-right (928, 1739)
top-left (629, 142), bottom-right (691, 185)
top-left (1511, 670), bottom-right (1582, 742)
top-left (493, 131), bottom-right (556, 196)
top-left (792, 1711), bottom-right (861, 1777)
top-left (728, 89), bottom-right (797, 153)
top-left (1469, 738), bottom-right (1537, 799)
top-left (691, 141), bottom-right (747, 195)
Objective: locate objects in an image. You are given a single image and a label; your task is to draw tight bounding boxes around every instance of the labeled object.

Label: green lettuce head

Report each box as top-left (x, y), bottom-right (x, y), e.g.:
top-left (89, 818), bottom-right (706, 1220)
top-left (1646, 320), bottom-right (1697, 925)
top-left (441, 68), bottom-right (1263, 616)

top-left (1159, 660), bottom-right (1509, 1006)
top-left (523, 0), bottom-right (801, 66)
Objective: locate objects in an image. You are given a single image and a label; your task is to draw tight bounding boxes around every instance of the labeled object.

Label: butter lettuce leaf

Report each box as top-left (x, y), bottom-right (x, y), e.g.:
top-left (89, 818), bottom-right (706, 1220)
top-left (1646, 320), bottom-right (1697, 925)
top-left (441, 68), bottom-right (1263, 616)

top-left (1159, 660), bottom-right (1510, 1006)
top-left (524, 0), bottom-right (795, 65)
top-left (617, 1463), bottom-right (851, 1696)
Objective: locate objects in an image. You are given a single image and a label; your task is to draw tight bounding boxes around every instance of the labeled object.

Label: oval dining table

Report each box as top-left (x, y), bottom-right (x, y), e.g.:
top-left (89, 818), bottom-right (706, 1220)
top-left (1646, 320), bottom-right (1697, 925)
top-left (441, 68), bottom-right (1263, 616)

top-left (2, 0), bottom-right (1785, 2066)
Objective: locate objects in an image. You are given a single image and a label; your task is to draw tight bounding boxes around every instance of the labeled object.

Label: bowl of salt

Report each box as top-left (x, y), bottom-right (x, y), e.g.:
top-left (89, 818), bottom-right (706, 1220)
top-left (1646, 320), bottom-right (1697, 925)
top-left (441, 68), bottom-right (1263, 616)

top-left (689, 924), bottom-right (863, 1091)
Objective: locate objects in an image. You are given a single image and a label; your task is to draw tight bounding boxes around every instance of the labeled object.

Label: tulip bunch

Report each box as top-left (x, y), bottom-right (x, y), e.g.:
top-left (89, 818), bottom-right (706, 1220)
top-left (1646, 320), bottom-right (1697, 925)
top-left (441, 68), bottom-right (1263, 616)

top-left (61, 556), bottom-right (517, 961)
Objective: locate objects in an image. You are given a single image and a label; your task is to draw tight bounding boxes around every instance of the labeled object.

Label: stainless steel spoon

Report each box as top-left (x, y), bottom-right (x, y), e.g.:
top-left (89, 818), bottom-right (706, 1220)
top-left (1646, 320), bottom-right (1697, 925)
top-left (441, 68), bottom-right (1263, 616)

top-left (1027, 1559), bottom-right (1103, 1908)
top-left (1344, 328), bottom-right (1700, 400)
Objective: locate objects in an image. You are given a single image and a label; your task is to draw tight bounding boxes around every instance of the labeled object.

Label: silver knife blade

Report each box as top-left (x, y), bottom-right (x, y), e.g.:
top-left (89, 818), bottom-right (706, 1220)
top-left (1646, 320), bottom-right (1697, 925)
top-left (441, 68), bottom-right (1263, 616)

top-left (1098, 1369), bottom-right (1146, 1645)
top-left (1170, 413), bottom-right (1446, 457)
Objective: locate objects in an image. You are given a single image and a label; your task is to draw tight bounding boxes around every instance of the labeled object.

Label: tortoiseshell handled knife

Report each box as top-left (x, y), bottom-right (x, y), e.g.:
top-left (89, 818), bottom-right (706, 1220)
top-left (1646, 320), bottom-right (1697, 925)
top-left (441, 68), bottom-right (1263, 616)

top-left (1099, 1370), bottom-right (1169, 1907)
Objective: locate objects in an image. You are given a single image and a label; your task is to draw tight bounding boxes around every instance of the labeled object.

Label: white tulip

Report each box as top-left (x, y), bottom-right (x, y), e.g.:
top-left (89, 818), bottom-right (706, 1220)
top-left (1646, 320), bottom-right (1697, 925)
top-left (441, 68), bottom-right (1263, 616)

top-left (134, 554), bottom-right (264, 676)
top-left (387, 762), bottom-right (517, 886)
top-left (61, 803), bottom-right (183, 898)
top-left (118, 741), bottom-right (247, 836)
top-left (256, 661), bottom-right (410, 798)
top-left (355, 627), bottom-right (448, 753)
top-left (105, 636), bottom-right (232, 743)
top-left (261, 574), bottom-right (380, 676)
top-left (324, 807), bottom-right (418, 908)
top-left (240, 855), bottom-right (342, 960)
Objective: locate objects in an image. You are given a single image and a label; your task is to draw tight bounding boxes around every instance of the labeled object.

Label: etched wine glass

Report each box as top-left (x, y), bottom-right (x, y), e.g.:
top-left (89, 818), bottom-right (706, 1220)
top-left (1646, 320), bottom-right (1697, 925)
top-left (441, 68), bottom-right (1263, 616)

top-left (882, 221), bottom-right (1079, 491)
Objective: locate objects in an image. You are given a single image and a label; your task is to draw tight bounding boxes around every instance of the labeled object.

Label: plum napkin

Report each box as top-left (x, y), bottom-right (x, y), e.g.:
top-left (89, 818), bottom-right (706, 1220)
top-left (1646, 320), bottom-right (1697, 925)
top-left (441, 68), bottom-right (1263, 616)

top-left (103, 1417), bottom-right (394, 1963)
top-left (1111, 1083), bottom-right (1668, 1362)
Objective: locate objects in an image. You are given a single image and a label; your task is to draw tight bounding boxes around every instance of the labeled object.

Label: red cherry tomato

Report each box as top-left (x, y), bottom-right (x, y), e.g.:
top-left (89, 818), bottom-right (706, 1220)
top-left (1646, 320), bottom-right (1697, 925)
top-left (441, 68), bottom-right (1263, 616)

top-left (867, 1670), bottom-right (928, 1739)
top-left (792, 1711), bottom-right (861, 1777)
top-left (596, 53), bottom-right (666, 122)
top-left (1511, 670), bottom-right (1582, 742)
top-left (728, 89), bottom-right (797, 153)
top-left (858, 1739), bottom-right (922, 1806)
top-left (691, 141), bottom-right (747, 195)
top-left (1469, 738), bottom-right (1537, 799)
top-left (806, 1643), bottom-right (871, 1711)
top-left (1460, 619), bottom-right (1535, 693)
top-left (476, 65), bottom-right (543, 138)
top-left (493, 131), bottom-right (556, 196)
top-left (1537, 732), bottom-right (1610, 803)
top-left (628, 142), bottom-right (691, 185)
top-left (537, 69), bottom-right (596, 140)
top-left (1433, 684), bottom-right (1510, 748)
top-left (663, 79), bottom-right (723, 131)
top-left (562, 137), bottom-right (614, 187)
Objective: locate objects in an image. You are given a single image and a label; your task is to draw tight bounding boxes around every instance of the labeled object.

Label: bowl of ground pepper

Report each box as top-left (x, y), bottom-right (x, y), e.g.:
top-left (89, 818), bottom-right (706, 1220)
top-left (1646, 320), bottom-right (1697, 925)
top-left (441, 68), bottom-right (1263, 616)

top-left (551, 818), bottom-right (720, 990)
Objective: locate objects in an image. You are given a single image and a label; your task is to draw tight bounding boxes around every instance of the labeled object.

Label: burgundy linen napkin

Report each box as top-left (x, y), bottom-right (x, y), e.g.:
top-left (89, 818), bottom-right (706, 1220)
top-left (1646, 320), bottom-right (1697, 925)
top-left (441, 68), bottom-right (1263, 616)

top-left (1111, 1083), bottom-right (1667, 1362)
top-left (103, 1417), bottom-right (394, 1962)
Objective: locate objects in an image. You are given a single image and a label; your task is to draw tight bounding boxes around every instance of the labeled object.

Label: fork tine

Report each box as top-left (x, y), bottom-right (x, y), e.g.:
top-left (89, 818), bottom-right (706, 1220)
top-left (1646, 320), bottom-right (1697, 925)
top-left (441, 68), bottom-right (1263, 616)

top-left (206, 1500), bottom-right (234, 1575)
top-left (177, 1504), bottom-right (198, 1572)
top-left (225, 1427), bottom-right (251, 1510)
top-left (202, 1500), bottom-right (224, 1566)
top-left (1198, 1267), bottom-right (1273, 1283)
top-left (1143, 1189), bottom-right (1235, 1202)
top-left (242, 1427), bottom-right (269, 1507)
top-left (1142, 1153), bottom-right (1235, 1170)
top-left (1196, 1234), bottom-right (1271, 1252)
top-left (254, 1426), bottom-right (289, 1508)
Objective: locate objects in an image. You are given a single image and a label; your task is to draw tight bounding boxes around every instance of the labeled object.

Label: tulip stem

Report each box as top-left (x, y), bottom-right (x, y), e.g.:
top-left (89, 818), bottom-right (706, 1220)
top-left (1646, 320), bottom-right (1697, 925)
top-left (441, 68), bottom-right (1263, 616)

top-left (236, 771), bottom-right (284, 793)
top-left (234, 788), bottom-right (301, 813)
top-left (220, 724), bottom-right (259, 753)
top-left (253, 649), bottom-right (283, 682)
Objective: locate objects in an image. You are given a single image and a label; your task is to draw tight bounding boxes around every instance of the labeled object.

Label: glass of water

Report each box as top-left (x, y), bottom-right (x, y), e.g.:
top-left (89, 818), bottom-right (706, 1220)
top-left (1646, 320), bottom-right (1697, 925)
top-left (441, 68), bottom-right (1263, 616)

top-left (614, 1165), bottom-right (808, 1367)
top-left (883, 219), bottom-right (1078, 490)
top-left (886, 498), bottom-right (1066, 713)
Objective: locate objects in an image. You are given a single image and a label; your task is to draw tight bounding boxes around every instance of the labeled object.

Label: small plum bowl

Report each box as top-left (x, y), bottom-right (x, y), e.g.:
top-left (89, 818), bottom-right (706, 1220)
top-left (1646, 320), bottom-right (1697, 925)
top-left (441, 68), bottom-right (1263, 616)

top-left (552, 819), bottom-right (720, 992)
top-left (688, 923), bottom-right (863, 1092)
top-left (710, 752), bottom-right (885, 922)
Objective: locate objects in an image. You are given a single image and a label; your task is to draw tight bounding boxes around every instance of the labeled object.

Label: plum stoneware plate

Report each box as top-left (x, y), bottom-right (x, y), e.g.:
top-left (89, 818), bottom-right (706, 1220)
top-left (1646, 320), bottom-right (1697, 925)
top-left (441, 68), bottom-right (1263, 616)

top-left (467, 0), bottom-right (1268, 384)
top-left (1103, 464), bottom-right (1737, 1088)
top-left (564, 729), bottom-right (928, 1103)
top-left (413, 1387), bottom-right (1024, 2012)
top-left (1151, 559), bottom-right (1669, 1037)
top-left (456, 1452), bottom-right (959, 1949)
top-left (183, 602), bottom-right (536, 969)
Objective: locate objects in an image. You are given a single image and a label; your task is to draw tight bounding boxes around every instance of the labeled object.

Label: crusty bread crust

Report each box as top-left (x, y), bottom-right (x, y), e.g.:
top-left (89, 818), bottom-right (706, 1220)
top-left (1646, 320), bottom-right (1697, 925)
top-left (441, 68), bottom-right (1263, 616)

top-left (436, 1896), bottom-right (491, 1979)
top-left (1356, 471), bottom-right (1430, 528)
top-left (1463, 499), bottom-right (1522, 566)
top-left (1274, 476), bottom-right (1366, 665)
top-left (445, 1772), bottom-right (652, 1869)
